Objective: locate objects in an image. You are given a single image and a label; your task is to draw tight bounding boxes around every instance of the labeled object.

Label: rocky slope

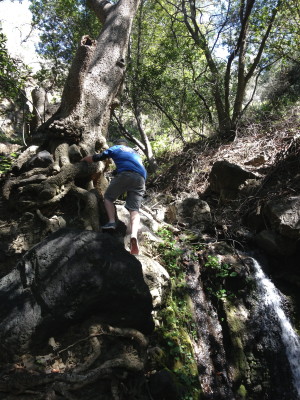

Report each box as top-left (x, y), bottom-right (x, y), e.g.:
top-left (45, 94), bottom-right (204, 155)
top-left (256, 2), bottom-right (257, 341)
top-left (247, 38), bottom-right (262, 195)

top-left (0, 108), bottom-right (300, 399)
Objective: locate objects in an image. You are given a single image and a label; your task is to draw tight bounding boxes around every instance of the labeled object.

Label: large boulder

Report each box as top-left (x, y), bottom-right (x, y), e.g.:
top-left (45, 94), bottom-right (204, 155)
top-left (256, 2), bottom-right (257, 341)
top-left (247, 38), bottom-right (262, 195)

top-left (137, 255), bottom-right (171, 308)
top-left (209, 160), bottom-right (257, 200)
top-left (254, 229), bottom-right (298, 256)
top-left (263, 196), bottom-right (300, 240)
top-left (114, 207), bottom-right (171, 308)
top-left (0, 228), bottom-right (154, 362)
top-left (165, 195), bottom-right (212, 231)
top-left (252, 196), bottom-right (300, 257)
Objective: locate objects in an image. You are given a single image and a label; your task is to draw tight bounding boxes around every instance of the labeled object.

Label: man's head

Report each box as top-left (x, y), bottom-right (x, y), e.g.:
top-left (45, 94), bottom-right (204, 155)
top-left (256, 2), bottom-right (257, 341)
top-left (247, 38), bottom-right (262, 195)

top-left (114, 138), bottom-right (128, 146)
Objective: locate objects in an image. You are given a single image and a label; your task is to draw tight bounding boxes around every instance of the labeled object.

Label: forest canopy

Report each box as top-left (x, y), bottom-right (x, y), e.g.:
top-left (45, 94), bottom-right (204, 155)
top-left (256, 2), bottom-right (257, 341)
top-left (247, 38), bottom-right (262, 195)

top-left (1, 0), bottom-right (300, 150)
top-left (1, 2), bottom-right (300, 400)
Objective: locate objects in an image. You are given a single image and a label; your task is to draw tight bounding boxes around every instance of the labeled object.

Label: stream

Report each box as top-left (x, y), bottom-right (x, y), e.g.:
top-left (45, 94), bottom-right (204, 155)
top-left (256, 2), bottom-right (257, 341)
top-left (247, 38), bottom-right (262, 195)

top-left (251, 258), bottom-right (300, 398)
top-left (186, 253), bottom-right (300, 400)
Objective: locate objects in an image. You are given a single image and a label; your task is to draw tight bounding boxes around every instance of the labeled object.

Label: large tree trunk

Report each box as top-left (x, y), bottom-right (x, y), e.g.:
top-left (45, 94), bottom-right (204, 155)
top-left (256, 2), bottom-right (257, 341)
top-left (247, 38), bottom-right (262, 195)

top-left (4, 0), bottom-right (141, 232)
top-left (33, 0), bottom-right (140, 154)
top-left (0, 1), bottom-right (161, 398)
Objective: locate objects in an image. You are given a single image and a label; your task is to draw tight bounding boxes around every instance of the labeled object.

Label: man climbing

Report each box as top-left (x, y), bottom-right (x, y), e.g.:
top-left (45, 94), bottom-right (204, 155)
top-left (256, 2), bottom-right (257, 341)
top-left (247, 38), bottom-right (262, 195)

top-left (82, 138), bottom-right (147, 255)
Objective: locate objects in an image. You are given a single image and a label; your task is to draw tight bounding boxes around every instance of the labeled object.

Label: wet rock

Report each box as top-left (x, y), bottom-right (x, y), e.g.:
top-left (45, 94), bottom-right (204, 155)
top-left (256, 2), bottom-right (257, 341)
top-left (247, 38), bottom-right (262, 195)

top-left (254, 229), bottom-right (298, 256)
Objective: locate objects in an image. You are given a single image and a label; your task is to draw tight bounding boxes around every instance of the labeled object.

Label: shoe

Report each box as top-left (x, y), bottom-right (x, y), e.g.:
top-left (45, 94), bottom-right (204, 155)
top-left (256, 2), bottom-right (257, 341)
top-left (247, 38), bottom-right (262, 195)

top-left (130, 237), bottom-right (139, 255)
top-left (102, 222), bottom-right (116, 230)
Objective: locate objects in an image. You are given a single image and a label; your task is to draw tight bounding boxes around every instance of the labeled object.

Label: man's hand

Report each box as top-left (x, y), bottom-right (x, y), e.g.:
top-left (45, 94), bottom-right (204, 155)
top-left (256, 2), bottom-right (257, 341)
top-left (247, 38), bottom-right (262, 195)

top-left (81, 156), bottom-right (93, 163)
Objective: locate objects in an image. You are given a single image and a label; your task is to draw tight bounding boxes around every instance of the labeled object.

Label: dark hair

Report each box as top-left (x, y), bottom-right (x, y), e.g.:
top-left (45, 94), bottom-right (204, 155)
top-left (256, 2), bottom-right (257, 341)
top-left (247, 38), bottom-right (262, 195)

top-left (114, 138), bottom-right (128, 145)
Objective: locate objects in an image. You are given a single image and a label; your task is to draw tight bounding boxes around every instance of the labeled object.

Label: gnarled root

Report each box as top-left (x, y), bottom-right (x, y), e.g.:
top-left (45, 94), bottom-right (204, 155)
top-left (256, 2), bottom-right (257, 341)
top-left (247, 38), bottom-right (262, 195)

top-left (70, 185), bottom-right (100, 231)
top-left (0, 324), bottom-right (148, 400)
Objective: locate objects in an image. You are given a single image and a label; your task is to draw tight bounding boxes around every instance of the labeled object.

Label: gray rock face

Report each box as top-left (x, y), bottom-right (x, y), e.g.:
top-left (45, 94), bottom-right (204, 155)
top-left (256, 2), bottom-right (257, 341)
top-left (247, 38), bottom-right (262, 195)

top-left (138, 255), bottom-right (171, 308)
top-left (166, 196), bottom-right (212, 231)
top-left (264, 196), bottom-right (300, 240)
top-left (0, 229), bottom-right (154, 362)
top-left (254, 196), bottom-right (300, 256)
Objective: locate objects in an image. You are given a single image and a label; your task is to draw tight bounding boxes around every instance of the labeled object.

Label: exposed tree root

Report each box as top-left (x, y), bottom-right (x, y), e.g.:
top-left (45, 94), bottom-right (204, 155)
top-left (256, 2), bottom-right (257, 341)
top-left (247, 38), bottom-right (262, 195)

top-left (69, 185), bottom-right (100, 230)
top-left (36, 209), bottom-right (66, 233)
top-left (53, 142), bottom-right (70, 170)
top-left (2, 156), bottom-right (109, 231)
top-left (72, 325), bottom-right (103, 373)
top-left (0, 324), bottom-right (148, 399)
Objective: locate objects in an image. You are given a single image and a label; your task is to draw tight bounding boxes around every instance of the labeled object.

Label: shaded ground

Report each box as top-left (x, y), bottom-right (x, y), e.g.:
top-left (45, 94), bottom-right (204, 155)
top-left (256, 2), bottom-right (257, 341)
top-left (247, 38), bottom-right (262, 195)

top-left (148, 107), bottom-right (300, 332)
top-left (149, 107), bottom-right (300, 242)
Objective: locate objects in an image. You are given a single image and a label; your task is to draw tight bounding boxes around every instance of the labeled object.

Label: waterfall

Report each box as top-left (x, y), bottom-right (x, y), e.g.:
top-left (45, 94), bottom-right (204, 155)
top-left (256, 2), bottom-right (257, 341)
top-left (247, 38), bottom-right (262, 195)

top-left (251, 258), bottom-right (300, 397)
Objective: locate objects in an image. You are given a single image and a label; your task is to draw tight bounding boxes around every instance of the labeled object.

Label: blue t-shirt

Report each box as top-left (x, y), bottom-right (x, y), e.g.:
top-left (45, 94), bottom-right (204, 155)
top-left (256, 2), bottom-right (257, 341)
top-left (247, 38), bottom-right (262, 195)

top-left (92, 145), bottom-right (147, 180)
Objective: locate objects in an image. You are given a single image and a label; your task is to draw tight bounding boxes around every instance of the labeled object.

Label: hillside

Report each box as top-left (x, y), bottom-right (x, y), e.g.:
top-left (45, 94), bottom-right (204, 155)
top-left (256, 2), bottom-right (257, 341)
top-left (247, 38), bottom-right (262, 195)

top-left (0, 107), bottom-right (300, 400)
top-left (150, 108), bottom-right (300, 240)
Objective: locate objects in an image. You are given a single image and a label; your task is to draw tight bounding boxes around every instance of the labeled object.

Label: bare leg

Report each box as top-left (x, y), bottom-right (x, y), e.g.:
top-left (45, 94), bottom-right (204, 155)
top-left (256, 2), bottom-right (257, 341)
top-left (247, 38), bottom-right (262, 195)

top-left (129, 210), bottom-right (140, 255)
top-left (129, 210), bottom-right (140, 238)
top-left (104, 198), bottom-right (116, 223)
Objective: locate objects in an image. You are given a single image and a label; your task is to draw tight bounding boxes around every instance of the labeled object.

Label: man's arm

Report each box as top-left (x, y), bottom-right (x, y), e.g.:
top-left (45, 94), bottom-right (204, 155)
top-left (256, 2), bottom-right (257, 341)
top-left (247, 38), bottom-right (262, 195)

top-left (81, 152), bottom-right (108, 163)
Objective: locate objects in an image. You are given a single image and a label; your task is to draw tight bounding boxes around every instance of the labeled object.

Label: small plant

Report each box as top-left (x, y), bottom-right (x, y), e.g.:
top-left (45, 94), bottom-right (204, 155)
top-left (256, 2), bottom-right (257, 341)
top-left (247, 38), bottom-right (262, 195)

top-left (0, 152), bottom-right (18, 175)
top-left (205, 255), bottom-right (237, 278)
top-left (204, 255), bottom-right (237, 301)
top-left (155, 227), bottom-right (201, 399)
top-left (157, 227), bottom-right (183, 276)
top-left (205, 255), bottom-right (220, 269)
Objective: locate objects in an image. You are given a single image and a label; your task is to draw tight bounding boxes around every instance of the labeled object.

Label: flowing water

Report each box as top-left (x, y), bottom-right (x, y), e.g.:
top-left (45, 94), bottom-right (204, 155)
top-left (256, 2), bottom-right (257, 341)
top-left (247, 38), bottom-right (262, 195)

top-left (185, 250), bottom-right (300, 399)
top-left (251, 258), bottom-right (300, 398)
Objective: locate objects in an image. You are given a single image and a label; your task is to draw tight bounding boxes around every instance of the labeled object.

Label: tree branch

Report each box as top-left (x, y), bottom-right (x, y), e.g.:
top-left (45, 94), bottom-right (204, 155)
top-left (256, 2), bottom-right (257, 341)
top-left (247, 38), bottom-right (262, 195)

top-left (224, 0), bottom-right (255, 115)
top-left (112, 111), bottom-right (145, 152)
top-left (245, 0), bottom-right (282, 84)
top-left (86, 0), bottom-right (115, 24)
top-left (194, 89), bottom-right (213, 124)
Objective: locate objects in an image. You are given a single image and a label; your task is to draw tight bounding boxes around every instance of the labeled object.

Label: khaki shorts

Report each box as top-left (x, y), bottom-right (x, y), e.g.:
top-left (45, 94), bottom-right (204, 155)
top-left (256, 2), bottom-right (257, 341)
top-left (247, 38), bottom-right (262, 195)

top-left (104, 171), bottom-right (145, 211)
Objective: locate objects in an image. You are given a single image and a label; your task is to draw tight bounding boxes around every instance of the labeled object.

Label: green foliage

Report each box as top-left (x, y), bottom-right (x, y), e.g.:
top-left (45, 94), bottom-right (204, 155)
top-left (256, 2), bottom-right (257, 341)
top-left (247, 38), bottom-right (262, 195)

top-left (0, 29), bottom-right (30, 101)
top-left (204, 255), bottom-right (237, 302)
top-left (30, 0), bottom-right (100, 63)
top-left (237, 384), bottom-right (247, 398)
top-left (123, 0), bottom-right (210, 145)
top-left (26, 0), bottom-right (300, 149)
top-left (0, 152), bottom-right (18, 175)
top-left (205, 255), bottom-right (237, 278)
top-left (261, 61), bottom-right (300, 109)
top-left (29, 0), bottom-right (101, 90)
top-left (157, 228), bottom-right (183, 276)
top-left (158, 0), bottom-right (297, 138)
top-left (155, 227), bottom-right (201, 399)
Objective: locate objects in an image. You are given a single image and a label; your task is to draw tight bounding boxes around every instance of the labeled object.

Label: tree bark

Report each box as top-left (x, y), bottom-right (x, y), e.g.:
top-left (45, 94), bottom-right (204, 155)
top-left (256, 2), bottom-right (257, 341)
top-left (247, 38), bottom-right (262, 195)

top-left (182, 0), bottom-right (282, 141)
top-left (32, 0), bottom-right (141, 155)
top-left (4, 0), bottom-right (141, 233)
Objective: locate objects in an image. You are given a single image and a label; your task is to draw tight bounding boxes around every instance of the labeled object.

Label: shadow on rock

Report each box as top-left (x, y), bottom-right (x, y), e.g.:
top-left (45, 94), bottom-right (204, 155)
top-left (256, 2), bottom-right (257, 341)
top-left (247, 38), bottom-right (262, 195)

top-left (0, 228), bottom-right (154, 362)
